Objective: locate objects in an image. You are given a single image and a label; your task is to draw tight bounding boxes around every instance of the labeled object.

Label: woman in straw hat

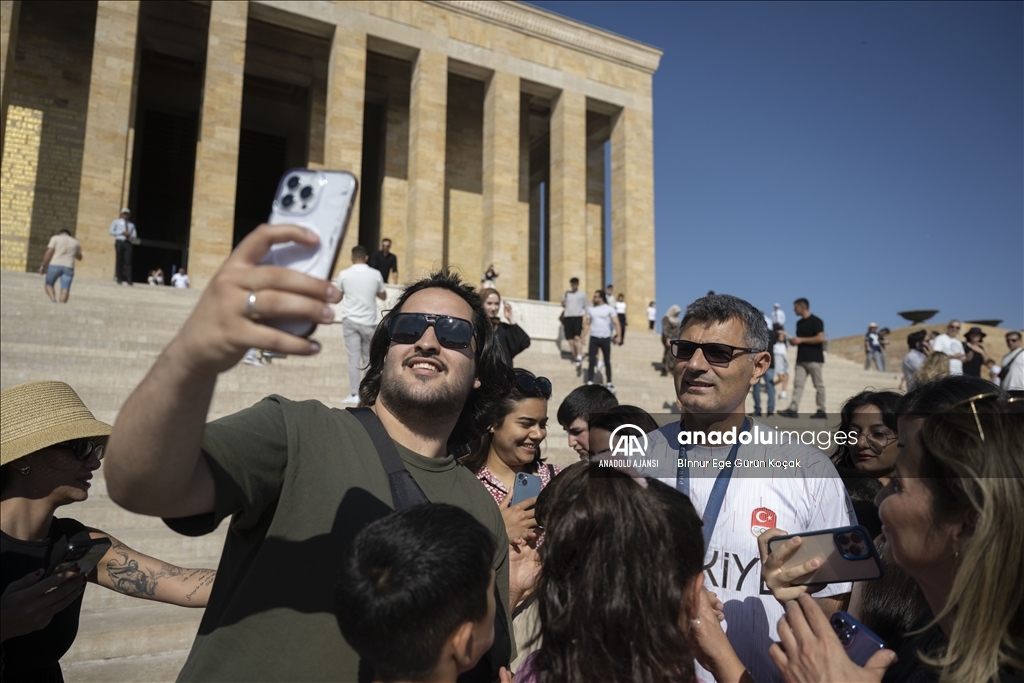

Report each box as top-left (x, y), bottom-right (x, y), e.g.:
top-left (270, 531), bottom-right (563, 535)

top-left (1, 381), bottom-right (216, 682)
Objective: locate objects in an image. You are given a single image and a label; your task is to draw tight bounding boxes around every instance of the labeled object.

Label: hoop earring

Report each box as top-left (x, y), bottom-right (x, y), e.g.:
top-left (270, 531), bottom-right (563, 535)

top-left (19, 465), bottom-right (31, 475)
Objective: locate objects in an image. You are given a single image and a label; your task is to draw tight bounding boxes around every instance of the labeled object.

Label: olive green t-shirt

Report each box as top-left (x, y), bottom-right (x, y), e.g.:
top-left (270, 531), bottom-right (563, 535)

top-left (165, 396), bottom-right (511, 682)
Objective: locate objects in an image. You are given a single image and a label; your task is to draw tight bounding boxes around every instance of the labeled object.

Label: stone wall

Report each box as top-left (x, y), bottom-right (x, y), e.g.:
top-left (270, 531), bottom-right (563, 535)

top-left (0, 0), bottom-right (95, 272)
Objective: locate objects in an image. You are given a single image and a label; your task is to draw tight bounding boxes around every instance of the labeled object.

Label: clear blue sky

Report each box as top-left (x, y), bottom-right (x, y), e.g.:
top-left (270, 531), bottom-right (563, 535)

top-left (530, 1), bottom-right (1023, 338)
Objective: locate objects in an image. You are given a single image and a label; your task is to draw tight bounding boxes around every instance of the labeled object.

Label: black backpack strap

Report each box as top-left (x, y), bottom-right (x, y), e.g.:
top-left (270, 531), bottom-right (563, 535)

top-left (347, 407), bottom-right (429, 511)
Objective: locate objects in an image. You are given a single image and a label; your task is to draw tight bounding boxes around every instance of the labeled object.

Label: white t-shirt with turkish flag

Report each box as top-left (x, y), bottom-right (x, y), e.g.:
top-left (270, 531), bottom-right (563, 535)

top-left (641, 421), bottom-right (855, 683)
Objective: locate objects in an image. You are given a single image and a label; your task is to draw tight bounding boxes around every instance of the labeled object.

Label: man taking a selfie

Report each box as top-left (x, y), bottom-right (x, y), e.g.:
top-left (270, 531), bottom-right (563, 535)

top-left (103, 224), bottom-right (516, 681)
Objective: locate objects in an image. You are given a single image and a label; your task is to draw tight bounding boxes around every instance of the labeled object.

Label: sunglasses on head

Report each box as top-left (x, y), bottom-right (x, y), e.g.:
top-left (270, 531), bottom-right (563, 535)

top-left (952, 393), bottom-right (1024, 443)
top-left (670, 340), bottom-right (764, 367)
top-left (515, 373), bottom-right (552, 398)
top-left (387, 313), bottom-right (475, 349)
top-left (51, 439), bottom-right (104, 461)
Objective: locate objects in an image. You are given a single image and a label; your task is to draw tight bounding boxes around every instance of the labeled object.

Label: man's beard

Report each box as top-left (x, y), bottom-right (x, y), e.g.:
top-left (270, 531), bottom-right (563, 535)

top-left (378, 357), bottom-right (474, 425)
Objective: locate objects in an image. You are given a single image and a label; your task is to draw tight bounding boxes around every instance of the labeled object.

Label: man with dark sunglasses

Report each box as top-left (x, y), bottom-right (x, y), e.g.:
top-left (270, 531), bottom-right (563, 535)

top-left (999, 331), bottom-right (1023, 391)
top-left (639, 293), bottom-right (853, 683)
top-left (102, 225), bottom-right (517, 682)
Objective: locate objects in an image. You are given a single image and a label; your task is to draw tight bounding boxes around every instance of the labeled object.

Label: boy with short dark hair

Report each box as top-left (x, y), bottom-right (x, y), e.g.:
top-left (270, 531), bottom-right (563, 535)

top-left (555, 384), bottom-right (619, 460)
top-left (336, 503), bottom-right (497, 683)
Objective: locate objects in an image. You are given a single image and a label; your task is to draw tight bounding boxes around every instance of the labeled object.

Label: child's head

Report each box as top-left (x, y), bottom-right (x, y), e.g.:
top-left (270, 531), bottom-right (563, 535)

top-left (336, 503), bottom-right (497, 682)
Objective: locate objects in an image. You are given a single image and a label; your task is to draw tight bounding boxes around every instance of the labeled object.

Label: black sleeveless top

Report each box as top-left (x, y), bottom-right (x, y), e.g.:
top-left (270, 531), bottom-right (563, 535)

top-left (1, 517), bottom-right (89, 683)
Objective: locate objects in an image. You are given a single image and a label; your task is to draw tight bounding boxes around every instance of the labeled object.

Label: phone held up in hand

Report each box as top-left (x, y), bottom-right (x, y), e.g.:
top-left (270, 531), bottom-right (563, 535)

top-left (830, 610), bottom-right (887, 666)
top-left (766, 524), bottom-right (883, 585)
top-left (510, 472), bottom-right (542, 506)
top-left (258, 169), bottom-right (358, 337)
top-left (45, 537), bottom-right (112, 578)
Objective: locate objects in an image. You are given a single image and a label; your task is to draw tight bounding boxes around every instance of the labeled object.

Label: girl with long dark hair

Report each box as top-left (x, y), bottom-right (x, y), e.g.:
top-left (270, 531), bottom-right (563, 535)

top-left (461, 369), bottom-right (559, 547)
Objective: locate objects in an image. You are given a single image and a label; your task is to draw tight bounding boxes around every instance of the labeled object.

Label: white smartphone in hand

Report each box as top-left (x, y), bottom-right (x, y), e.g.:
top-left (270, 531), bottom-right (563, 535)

top-left (259, 169), bottom-right (358, 337)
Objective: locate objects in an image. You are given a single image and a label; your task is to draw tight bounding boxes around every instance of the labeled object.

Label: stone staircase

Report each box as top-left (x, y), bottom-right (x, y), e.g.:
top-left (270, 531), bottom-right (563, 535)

top-left (0, 270), bottom-right (899, 681)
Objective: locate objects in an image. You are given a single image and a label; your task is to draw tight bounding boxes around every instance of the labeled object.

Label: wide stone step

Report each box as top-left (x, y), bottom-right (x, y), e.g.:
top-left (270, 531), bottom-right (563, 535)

top-left (63, 649), bottom-right (190, 683)
top-left (62, 600), bottom-right (204, 664)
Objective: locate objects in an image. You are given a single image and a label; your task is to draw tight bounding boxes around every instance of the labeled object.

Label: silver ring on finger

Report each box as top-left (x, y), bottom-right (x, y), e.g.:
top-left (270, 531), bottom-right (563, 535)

top-left (246, 291), bottom-right (261, 320)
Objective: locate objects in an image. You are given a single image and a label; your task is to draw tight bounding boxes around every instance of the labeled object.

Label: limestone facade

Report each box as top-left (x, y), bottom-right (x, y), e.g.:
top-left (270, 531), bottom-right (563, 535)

top-left (1, 0), bottom-right (660, 316)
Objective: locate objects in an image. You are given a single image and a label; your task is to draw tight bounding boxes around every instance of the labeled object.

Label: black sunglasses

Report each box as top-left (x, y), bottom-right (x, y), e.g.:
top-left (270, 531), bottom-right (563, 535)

top-left (52, 439), bottom-right (104, 462)
top-left (670, 340), bottom-right (764, 367)
top-left (515, 373), bottom-right (552, 398)
top-left (388, 313), bottom-right (475, 349)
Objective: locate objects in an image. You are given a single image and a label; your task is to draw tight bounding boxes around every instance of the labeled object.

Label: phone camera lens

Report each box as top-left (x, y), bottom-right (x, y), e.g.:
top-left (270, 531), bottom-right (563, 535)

top-left (300, 186), bottom-right (313, 199)
top-left (850, 531), bottom-right (863, 543)
top-left (287, 176), bottom-right (300, 189)
top-left (282, 195), bottom-right (294, 207)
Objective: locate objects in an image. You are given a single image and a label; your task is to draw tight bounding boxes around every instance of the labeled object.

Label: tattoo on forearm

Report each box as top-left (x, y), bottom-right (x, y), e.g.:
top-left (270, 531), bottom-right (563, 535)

top-left (184, 570), bottom-right (217, 602)
top-left (105, 540), bottom-right (216, 600)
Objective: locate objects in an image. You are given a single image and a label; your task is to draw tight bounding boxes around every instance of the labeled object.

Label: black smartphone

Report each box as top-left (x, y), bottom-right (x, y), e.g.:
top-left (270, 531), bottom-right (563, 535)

top-left (830, 610), bottom-right (887, 666)
top-left (46, 537), bottom-right (112, 578)
top-left (766, 525), bottom-right (883, 585)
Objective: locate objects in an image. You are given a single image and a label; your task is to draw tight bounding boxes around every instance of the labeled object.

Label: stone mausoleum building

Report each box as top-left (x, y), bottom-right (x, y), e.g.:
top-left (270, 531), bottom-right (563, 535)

top-left (1, 0), bottom-right (659, 313)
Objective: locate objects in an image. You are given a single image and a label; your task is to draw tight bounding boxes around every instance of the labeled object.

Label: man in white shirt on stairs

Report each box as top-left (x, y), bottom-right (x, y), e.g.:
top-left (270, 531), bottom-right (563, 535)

top-left (336, 245), bottom-right (387, 404)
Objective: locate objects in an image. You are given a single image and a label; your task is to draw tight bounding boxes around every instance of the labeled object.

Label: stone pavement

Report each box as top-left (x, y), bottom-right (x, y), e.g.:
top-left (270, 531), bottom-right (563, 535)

top-left (1, 270), bottom-right (898, 681)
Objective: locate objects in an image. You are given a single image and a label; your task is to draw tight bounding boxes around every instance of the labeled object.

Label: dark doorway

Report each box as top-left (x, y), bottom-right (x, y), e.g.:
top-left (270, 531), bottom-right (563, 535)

top-left (233, 129), bottom-right (288, 247)
top-left (233, 18), bottom-right (328, 246)
top-left (127, 1), bottom-right (210, 282)
top-left (131, 109), bottom-right (198, 279)
top-left (358, 100), bottom-right (387, 252)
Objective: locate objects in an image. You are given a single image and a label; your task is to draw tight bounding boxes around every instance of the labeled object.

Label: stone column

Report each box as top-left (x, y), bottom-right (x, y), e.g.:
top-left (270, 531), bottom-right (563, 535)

top-left (548, 90), bottom-right (586, 300)
top-left (482, 70), bottom-right (524, 298)
top-left (325, 25), bottom-right (365, 277)
top-left (585, 132), bottom-right (605, 299)
top-left (74, 1), bottom-right (139, 281)
top-left (610, 105), bottom-right (655, 328)
top-left (0, 0), bottom-right (21, 157)
top-left (188, 0), bottom-right (247, 287)
top-left (405, 49), bottom-right (447, 280)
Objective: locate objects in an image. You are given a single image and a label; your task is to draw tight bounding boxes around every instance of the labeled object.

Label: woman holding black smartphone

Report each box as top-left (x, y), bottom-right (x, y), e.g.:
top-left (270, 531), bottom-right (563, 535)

top-left (1, 381), bottom-right (217, 682)
top-left (760, 377), bottom-right (1024, 683)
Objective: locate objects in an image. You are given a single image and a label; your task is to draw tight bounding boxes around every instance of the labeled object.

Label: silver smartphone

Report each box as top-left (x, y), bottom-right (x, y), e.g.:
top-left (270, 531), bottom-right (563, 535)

top-left (259, 169), bottom-right (358, 337)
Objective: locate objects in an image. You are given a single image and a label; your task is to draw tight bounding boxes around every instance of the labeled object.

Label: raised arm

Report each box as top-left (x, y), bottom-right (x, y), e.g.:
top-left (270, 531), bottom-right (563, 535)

top-left (88, 532), bottom-right (216, 607)
top-left (103, 224), bottom-right (341, 518)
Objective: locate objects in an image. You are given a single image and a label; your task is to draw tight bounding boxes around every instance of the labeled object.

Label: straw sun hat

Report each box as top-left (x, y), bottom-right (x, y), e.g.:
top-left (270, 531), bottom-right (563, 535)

top-left (1, 381), bottom-right (111, 467)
